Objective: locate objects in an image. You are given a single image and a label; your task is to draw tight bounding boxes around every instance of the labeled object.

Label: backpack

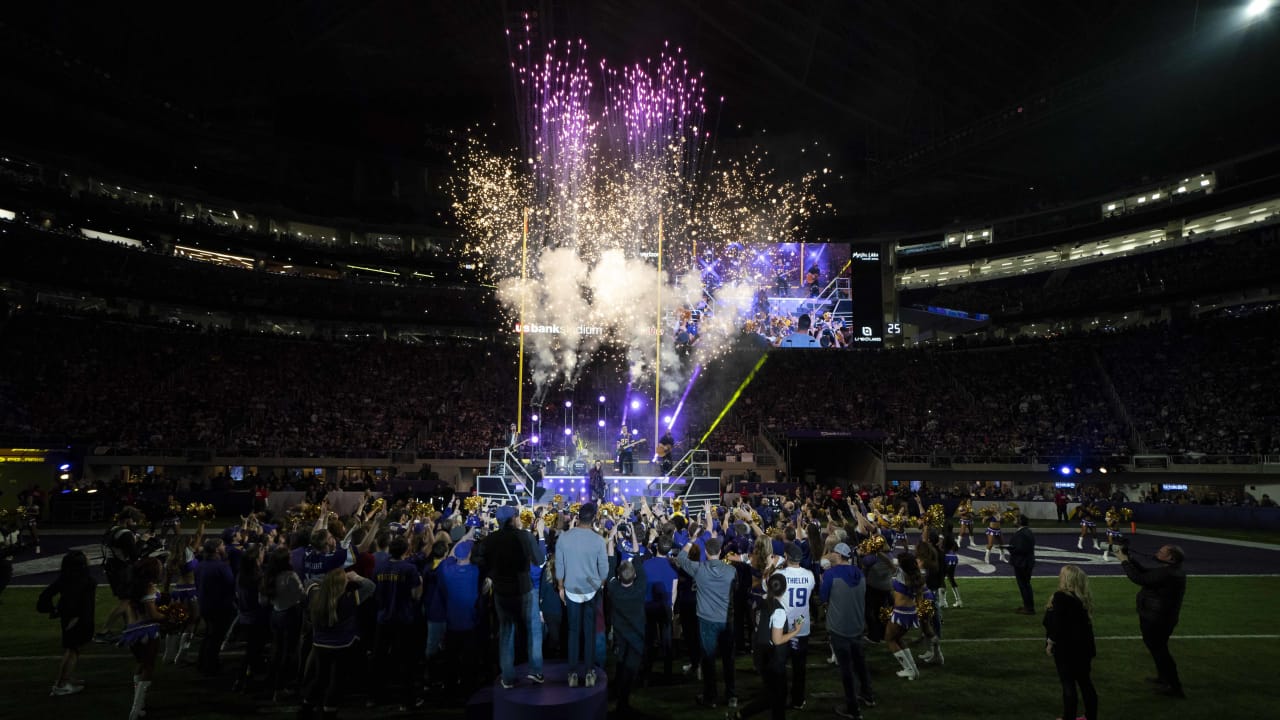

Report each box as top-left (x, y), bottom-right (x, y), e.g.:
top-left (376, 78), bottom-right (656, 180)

top-left (754, 596), bottom-right (784, 650)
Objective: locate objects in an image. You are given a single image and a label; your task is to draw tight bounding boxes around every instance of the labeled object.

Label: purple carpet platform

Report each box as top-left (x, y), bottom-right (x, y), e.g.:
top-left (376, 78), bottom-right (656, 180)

top-left (468, 663), bottom-right (608, 720)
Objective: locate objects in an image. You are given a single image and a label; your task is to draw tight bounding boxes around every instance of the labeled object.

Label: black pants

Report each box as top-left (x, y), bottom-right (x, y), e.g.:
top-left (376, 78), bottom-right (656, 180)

top-left (305, 644), bottom-right (351, 710)
top-left (1014, 565), bottom-right (1035, 611)
top-left (620, 452), bottom-right (633, 475)
top-left (644, 605), bottom-right (673, 678)
top-left (1055, 655), bottom-right (1098, 720)
top-left (1056, 505), bottom-right (1068, 522)
top-left (200, 611), bottom-right (234, 675)
top-left (830, 632), bottom-right (871, 711)
top-left (238, 620), bottom-right (269, 684)
top-left (268, 606), bottom-right (302, 692)
top-left (1140, 618), bottom-right (1181, 690)
top-left (445, 628), bottom-right (481, 696)
top-left (789, 634), bottom-right (809, 706)
top-left (615, 634), bottom-right (643, 711)
top-left (733, 596), bottom-right (751, 653)
top-left (373, 622), bottom-right (417, 707)
top-left (864, 588), bottom-right (888, 642)
top-left (679, 604), bottom-right (701, 667)
top-left (738, 647), bottom-right (787, 720)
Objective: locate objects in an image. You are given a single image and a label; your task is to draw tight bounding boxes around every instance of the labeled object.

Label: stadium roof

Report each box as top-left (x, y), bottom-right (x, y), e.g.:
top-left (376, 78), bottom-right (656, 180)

top-left (1, 0), bottom-right (1277, 232)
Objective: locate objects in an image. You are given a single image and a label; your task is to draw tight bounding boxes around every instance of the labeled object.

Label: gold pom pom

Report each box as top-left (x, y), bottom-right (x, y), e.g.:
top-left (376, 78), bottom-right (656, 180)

top-left (878, 605), bottom-right (892, 624)
top-left (858, 534), bottom-right (888, 557)
top-left (520, 508), bottom-right (535, 528)
top-left (184, 502), bottom-right (216, 521)
top-left (552, 494), bottom-right (564, 507)
top-left (1001, 503), bottom-right (1021, 525)
top-left (750, 511), bottom-right (762, 527)
top-left (569, 502), bottom-right (582, 517)
top-left (917, 597), bottom-right (936, 623)
top-left (925, 504), bottom-right (946, 528)
top-left (543, 512), bottom-right (559, 529)
top-left (463, 495), bottom-right (484, 514)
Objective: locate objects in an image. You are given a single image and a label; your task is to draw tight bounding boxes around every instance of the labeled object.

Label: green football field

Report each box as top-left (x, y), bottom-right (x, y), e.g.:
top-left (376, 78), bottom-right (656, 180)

top-left (1, 575), bottom-right (1276, 720)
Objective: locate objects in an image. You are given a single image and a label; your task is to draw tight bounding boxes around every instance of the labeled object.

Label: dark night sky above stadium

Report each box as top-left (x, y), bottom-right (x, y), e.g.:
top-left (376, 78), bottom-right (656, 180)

top-left (2, 0), bottom-right (1278, 231)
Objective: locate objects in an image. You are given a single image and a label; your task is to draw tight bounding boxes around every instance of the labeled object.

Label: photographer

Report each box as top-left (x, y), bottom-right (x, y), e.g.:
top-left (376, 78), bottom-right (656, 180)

top-left (1118, 543), bottom-right (1186, 698)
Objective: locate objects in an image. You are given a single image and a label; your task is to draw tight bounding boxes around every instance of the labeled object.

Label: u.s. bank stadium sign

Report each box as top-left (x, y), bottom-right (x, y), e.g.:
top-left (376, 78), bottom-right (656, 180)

top-left (514, 323), bottom-right (605, 336)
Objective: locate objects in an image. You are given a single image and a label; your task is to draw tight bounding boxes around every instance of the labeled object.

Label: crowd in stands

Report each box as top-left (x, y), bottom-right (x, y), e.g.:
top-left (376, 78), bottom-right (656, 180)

top-left (2, 303), bottom-right (1276, 461)
top-left (901, 222), bottom-right (1280, 319)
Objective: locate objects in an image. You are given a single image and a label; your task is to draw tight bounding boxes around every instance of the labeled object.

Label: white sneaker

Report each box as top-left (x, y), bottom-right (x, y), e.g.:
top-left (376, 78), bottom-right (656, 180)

top-left (895, 667), bottom-right (916, 678)
top-left (568, 672), bottom-right (579, 688)
top-left (826, 653), bottom-right (837, 665)
top-left (918, 650), bottom-right (934, 663)
top-left (50, 684), bottom-right (83, 697)
top-left (585, 670), bottom-right (597, 688)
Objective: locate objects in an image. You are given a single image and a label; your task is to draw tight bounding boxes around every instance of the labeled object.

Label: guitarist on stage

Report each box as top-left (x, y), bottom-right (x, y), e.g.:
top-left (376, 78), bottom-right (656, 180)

top-left (617, 425), bottom-right (639, 475)
top-left (656, 432), bottom-right (676, 475)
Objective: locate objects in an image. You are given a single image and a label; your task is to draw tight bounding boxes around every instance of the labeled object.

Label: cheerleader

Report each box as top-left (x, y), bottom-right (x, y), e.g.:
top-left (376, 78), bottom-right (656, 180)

top-left (913, 544), bottom-right (945, 666)
top-left (955, 499), bottom-right (974, 548)
top-left (891, 515), bottom-right (909, 551)
top-left (161, 527), bottom-right (203, 664)
top-left (119, 557), bottom-right (165, 720)
top-left (884, 551), bottom-right (924, 680)
top-left (1077, 506), bottom-right (1099, 550)
top-left (983, 510), bottom-right (1007, 565)
top-left (1101, 511), bottom-right (1124, 561)
top-left (940, 527), bottom-right (962, 608)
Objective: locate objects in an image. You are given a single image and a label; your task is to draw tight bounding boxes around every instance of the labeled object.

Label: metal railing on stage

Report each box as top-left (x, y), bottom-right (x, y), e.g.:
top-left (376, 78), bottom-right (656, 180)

top-left (652, 448), bottom-right (719, 503)
top-left (482, 447), bottom-right (537, 505)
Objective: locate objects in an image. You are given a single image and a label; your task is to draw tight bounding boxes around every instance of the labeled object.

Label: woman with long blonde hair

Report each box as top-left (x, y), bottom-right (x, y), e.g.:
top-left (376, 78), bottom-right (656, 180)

top-left (300, 568), bottom-right (375, 719)
top-left (1043, 564), bottom-right (1097, 720)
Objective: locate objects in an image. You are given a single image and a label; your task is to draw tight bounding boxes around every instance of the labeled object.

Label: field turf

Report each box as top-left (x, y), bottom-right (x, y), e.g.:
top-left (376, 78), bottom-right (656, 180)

top-left (0, 573), bottom-right (1276, 720)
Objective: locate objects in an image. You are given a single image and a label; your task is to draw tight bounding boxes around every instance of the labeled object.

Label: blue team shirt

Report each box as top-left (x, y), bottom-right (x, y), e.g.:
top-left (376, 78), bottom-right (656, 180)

top-left (440, 561), bottom-right (481, 631)
top-left (375, 558), bottom-right (421, 625)
top-left (302, 546), bottom-right (348, 584)
top-left (642, 555), bottom-right (679, 610)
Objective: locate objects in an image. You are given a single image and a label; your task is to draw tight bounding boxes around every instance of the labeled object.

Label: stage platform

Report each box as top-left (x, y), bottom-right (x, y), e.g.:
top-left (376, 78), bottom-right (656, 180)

top-left (467, 663), bottom-right (608, 720)
top-left (476, 473), bottom-right (721, 506)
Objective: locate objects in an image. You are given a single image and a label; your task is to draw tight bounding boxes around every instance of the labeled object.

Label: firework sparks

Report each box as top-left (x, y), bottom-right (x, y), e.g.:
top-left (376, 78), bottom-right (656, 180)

top-left (452, 22), bottom-right (826, 403)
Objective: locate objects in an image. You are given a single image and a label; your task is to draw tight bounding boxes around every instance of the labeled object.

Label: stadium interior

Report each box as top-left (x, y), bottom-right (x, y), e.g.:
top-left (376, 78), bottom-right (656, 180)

top-left (0, 2), bottom-right (1277, 720)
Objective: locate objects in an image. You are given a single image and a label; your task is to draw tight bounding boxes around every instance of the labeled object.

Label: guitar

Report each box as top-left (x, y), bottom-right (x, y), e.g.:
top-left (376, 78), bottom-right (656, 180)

top-left (656, 441), bottom-right (674, 458)
top-left (616, 438), bottom-right (647, 452)
top-left (507, 438), bottom-right (531, 451)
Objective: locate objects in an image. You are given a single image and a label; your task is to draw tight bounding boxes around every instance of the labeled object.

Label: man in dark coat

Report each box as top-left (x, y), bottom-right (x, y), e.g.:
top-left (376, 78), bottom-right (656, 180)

top-left (1119, 544), bottom-right (1187, 698)
top-left (1008, 514), bottom-right (1036, 615)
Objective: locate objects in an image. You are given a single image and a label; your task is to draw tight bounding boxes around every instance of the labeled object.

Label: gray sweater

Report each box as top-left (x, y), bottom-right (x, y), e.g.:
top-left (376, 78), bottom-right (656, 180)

top-left (676, 547), bottom-right (736, 623)
top-left (820, 564), bottom-right (867, 638)
top-left (554, 527), bottom-right (610, 597)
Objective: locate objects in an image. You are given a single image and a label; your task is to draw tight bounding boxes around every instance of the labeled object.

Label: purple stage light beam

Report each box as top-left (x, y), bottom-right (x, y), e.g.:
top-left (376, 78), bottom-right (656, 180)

top-left (666, 363), bottom-right (702, 432)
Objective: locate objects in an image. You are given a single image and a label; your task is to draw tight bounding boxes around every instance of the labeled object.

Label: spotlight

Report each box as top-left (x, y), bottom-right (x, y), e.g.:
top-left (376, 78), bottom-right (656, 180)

top-left (632, 428), bottom-right (639, 436)
top-left (631, 400), bottom-right (640, 410)
top-left (1099, 467), bottom-right (1108, 474)
top-left (565, 400), bottom-right (572, 408)
top-left (1059, 466), bottom-right (1072, 476)
top-left (1074, 467), bottom-right (1082, 474)
top-left (59, 473), bottom-right (71, 480)
top-left (531, 435), bottom-right (539, 444)
top-left (564, 427), bottom-right (573, 436)
top-left (1246, 0), bottom-right (1272, 19)
top-left (59, 463), bottom-right (71, 471)
top-left (599, 395), bottom-right (606, 403)
top-left (531, 414), bottom-right (539, 422)
top-left (598, 419), bottom-right (606, 427)
top-left (663, 415), bottom-right (672, 425)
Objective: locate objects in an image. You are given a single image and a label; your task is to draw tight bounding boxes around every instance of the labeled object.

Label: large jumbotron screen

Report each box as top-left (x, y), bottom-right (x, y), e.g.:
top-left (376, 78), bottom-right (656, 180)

top-left (742, 241), bottom-right (885, 349)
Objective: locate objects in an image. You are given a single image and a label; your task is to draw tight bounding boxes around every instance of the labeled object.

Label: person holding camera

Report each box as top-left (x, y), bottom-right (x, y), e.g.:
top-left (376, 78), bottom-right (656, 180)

top-left (1119, 543), bottom-right (1186, 698)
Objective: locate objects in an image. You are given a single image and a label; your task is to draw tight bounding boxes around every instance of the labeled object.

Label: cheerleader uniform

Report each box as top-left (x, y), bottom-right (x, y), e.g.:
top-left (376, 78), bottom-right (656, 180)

top-left (889, 574), bottom-right (922, 680)
top-left (1078, 513), bottom-right (1098, 549)
top-left (165, 550), bottom-right (198, 664)
top-left (958, 514), bottom-right (974, 546)
top-left (983, 518), bottom-right (1006, 563)
top-left (1102, 527), bottom-right (1124, 559)
top-left (118, 594), bottom-right (162, 648)
top-left (889, 577), bottom-right (920, 630)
